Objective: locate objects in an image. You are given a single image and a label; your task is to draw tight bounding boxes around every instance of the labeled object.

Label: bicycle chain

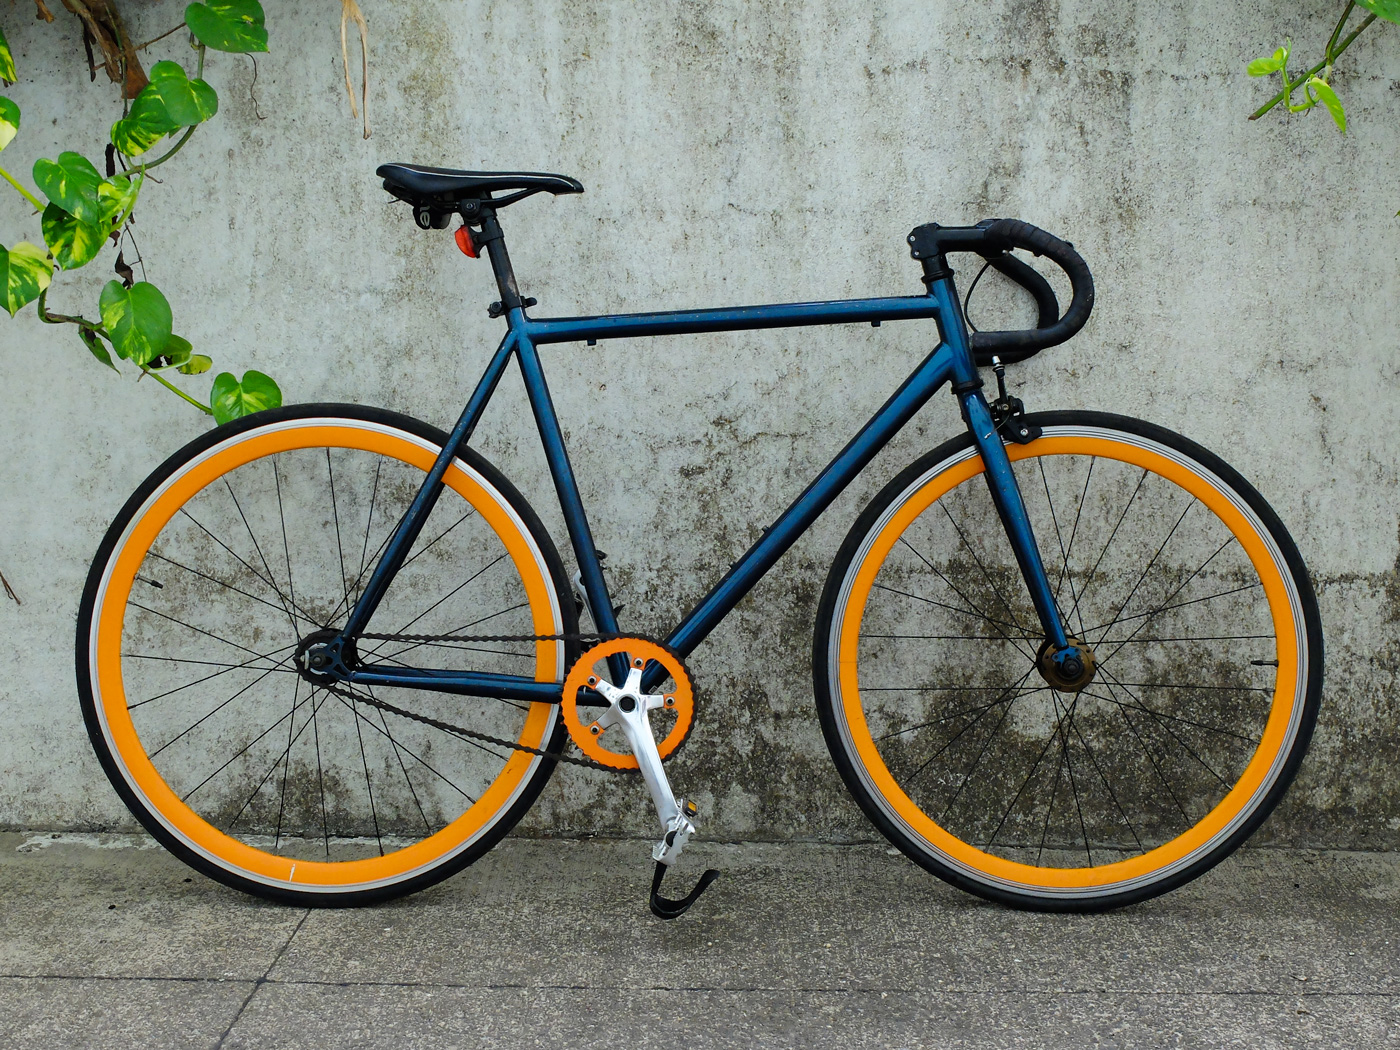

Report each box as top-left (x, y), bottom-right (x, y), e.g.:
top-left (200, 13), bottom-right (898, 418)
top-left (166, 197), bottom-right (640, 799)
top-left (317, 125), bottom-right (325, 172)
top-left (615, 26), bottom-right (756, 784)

top-left (330, 630), bottom-right (687, 772)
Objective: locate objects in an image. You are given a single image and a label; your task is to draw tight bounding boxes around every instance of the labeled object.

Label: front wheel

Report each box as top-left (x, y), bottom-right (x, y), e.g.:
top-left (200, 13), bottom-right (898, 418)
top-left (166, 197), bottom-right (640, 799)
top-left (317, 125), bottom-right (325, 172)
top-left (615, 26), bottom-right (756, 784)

top-left (77, 404), bottom-right (576, 906)
top-left (814, 411), bottom-right (1322, 911)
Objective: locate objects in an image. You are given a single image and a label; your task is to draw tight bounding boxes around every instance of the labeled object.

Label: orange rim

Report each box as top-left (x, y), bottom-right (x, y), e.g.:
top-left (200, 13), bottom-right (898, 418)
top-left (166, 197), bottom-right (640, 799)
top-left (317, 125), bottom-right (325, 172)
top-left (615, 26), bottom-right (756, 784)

top-left (834, 432), bottom-right (1302, 892)
top-left (561, 638), bottom-right (694, 770)
top-left (91, 420), bottom-right (563, 891)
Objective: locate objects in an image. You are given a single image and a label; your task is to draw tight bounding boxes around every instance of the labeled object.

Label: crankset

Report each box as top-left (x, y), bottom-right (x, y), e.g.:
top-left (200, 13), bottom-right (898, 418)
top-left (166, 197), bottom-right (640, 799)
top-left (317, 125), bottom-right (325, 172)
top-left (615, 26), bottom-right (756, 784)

top-left (346, 628), bottom-right (719, 919)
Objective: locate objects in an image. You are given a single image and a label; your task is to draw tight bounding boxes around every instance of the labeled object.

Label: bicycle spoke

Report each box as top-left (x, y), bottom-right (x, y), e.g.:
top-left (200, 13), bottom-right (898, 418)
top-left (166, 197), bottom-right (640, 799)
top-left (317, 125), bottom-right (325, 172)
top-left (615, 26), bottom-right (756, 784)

top-left (897, 537), bottom-right (1036, 661)
top-left (311, 681), bottom-right (330, 857)
top-left (1068, 466), bottom-right (1147, 627)
top-left (361, 553), bottom-right (510, 661)
top-left (355, 458), bottom-right (384, 607)
top-left (328, 687), bottom-right (483, 799)
top-left (938, 502), bottom-right (1032, 635)
top-left (902, 668), bottom-right (1035, 787)
top-left (224, 476), bottom-right (302, 636)
top-left (326, 449), bottom-right (354, 618)
top-left (274, 677), bottom-right (302, 850)
top-left (129, 601), bottom-right (292, 679)
top-left (1080, 689), bottom-right (1255, 742)
top-left (176, 509), bottom-right (315, 627)
top-left (180, 688), bottom-right (315, 802)
top-left (1096, 665), bottom-right (1232, 790)
top-left (149, 656), bottom-right (293, 758)
top-left (876, 687), bottom-right (1051, 741)
top-left (372, 599), bottom-right (530, 663)
top-left (1051, 456), bottom-right (1094, 638)
top-left (145, 550), bottom-right (309, 624)
top-left (1066, 703), bottom-right (1144, 853)
top-left (1056, 692), bottom-right (1093, 866)
top-left (1081, 582), bottom-right (1262, 639)
top-left (372, 691), bottom-right (434, 837)
top-left (228, 680), bottom-right (318, 833)
top-left (1092, 498), bottom-right (1195, 650)
top-left (1037, 456), bottom-right (1088, 639)
top-left (1094, 536), bottom-right (1236, 666)
top-left (126, 642), bottom-right (300, 710)
top-left (938, 686), bottom-right (1020, 824)
top-left (1035, 692), bottom-right (1073, 866)
top-left (346, 688), bottom-right (384, 857)
top-left (1101, 675), bottom-right (1192, 825)
top-left (983, 700), bottom-right (1074, 850)
top-left (872, 582), bottom-right (1030, 638)
top-left (272, 458), bottom-right (303, 640)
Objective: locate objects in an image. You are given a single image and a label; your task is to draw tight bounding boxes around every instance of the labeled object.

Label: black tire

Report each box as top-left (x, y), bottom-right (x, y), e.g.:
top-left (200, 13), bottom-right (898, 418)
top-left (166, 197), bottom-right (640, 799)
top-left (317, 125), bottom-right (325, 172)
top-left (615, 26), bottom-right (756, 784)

top-left (77, 404), bottom-right (577, 906)
top-left (814, 411), bottom-right (1322, 911)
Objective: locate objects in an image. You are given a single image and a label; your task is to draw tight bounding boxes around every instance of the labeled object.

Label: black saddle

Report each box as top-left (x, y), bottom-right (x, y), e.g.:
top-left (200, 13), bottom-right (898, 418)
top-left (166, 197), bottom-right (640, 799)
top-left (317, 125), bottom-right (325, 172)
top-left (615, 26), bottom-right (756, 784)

top-left (377, 164), bottom-right (583, 206)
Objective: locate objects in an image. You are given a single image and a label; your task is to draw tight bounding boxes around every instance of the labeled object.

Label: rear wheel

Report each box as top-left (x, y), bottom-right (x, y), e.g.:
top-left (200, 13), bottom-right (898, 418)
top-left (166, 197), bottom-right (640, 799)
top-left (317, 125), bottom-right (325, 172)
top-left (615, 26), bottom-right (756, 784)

top-left (814, 411), bottom-right (1322, 910)
top-left (77, 404), bottom-right (576, 906)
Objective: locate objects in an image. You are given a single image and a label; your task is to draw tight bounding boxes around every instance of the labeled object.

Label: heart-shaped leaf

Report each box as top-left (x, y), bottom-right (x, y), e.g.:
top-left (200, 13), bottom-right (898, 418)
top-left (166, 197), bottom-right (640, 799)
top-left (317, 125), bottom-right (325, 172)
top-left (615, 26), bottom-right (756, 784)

top-left (0, 97), bottom-right (18, 152)
top-left (1306, 77), bottom-right (1347, 133)
top-left (1247, 46), bottom-right (1289, 77)
top-left (145, 61), bottom-right (219, 127)
top-left (1356, 0), bottom-right (1400, 26)
top-left (0, 241), bottom-right (53, 316)
top-left (32, 152), bottom-right (104, 225)
top-left (99, 280), bottom-right (173, 365)
top-left (178, 353), bottom-right (213, 375)
top-left (41, 203), bottom-right (105, 270)
top-left (79, 328), bottom-right (119, 371)
top-left (110, 90), bottom-right (181, 156)
top-left (211, 369), bottom-right (282, 424)
top-left (185, 1), bottom-right (269, 53)
top-left (0, 25), bottom-right (15, 84)
top-left (157, 333), bottom-right (194, 368)
top-left (97, 173), bottom-right (141, 224)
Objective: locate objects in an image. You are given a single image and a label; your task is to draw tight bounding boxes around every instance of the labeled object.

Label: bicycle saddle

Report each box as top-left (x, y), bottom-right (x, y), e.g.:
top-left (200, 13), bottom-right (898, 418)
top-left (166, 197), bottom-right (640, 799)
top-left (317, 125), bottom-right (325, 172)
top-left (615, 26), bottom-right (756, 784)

top-left (377, 164), bottom-right (584, 204)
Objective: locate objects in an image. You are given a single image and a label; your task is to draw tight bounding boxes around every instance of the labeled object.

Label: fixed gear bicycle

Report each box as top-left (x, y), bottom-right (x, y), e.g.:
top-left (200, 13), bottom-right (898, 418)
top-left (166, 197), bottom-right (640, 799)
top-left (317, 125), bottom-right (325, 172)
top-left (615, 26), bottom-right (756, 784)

top-left (75, 163), bottom-right (1323, 917)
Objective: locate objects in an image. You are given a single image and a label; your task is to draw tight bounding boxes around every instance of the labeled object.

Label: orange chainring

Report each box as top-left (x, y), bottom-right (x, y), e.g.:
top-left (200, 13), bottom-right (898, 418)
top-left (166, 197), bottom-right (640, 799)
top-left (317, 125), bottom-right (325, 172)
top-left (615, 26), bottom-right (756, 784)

top-left (561, 638), bottom-right (694, 770)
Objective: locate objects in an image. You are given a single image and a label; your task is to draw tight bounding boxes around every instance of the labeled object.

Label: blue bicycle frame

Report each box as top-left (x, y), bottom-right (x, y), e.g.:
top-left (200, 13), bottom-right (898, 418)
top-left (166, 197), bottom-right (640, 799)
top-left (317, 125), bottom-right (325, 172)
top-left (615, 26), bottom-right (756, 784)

top-left (336, 272), bottom-right (1071, 702)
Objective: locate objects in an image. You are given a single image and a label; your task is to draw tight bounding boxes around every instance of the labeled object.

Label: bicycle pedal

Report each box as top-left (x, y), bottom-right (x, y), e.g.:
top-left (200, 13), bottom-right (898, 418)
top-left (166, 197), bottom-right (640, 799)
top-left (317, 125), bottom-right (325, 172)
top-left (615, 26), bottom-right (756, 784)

top-left (649, 861), bottom-right (720, 920)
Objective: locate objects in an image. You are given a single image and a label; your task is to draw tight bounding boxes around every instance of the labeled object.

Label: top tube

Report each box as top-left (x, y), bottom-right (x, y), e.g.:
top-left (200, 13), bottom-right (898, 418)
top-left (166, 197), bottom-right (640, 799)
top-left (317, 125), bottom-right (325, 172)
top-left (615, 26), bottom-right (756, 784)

top-left (514, 295), bottom-right (946, 345)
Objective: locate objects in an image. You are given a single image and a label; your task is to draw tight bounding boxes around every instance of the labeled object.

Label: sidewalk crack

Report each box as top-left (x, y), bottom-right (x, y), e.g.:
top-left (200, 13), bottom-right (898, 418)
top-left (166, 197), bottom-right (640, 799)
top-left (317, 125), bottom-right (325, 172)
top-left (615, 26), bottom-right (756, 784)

top-left (213, 909), bottom-right (311, 1050)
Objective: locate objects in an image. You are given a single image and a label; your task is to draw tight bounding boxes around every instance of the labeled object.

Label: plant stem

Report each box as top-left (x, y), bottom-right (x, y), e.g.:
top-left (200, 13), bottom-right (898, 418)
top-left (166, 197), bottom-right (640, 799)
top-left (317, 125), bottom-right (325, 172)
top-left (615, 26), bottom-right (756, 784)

top-left (0, 164), bottom-right (44, 211)
top-left (143, 367), bottom-right (214, 414)
top-left (140, 125), bottom-right (197, 171)
top-left (1325, 1), bottom-right (1356, 58)
top-left (136, 23), bottom-right (189, 51)
top-left (1250, 12), bottom-right (1377, 120)
top-left (35, 288), bottom-right (104, 331)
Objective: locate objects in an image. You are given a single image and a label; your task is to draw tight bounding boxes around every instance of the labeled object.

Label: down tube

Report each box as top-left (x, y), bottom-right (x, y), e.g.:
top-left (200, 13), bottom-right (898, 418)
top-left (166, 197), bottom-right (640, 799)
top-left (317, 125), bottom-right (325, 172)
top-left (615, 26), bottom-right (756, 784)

top-left (662, 342), bottom-right (960, 668)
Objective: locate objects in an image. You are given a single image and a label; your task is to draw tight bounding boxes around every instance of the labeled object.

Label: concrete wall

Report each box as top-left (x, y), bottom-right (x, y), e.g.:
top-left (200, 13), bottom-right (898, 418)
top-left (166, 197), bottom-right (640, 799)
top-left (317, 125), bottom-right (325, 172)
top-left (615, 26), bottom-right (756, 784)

top-left (1, 0), bottom-right (1397, 847)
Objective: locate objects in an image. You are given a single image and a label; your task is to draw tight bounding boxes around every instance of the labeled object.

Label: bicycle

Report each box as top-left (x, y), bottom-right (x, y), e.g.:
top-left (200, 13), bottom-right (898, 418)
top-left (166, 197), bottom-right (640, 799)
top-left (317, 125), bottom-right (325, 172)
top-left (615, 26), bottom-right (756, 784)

top-left (75, 164), bottom-right (1323, 917)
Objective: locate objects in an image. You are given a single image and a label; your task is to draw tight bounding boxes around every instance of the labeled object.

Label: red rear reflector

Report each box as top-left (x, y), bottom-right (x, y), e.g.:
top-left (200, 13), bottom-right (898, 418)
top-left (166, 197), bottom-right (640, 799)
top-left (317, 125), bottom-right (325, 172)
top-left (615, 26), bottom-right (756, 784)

top-left (455, 225), bottom-right (478, 258)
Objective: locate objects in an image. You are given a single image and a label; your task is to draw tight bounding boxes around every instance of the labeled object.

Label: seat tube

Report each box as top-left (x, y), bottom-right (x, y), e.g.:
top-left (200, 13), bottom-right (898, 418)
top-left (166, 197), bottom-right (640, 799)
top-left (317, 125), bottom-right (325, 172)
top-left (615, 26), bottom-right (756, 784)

top-left (927, 273), bottom-right (1069, 650)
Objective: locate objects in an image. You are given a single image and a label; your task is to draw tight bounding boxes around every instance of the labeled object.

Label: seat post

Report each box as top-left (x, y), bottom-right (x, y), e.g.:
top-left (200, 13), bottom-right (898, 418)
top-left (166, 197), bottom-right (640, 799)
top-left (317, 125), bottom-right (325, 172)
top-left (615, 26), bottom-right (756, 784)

top-left (472, 207), bottom-right (525, 311)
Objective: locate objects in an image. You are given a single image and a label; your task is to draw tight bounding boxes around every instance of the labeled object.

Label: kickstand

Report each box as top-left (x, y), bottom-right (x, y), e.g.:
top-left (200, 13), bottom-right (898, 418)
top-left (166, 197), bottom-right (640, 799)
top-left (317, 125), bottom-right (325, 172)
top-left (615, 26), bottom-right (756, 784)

top-left (649, 861), bottom-right (721, 920)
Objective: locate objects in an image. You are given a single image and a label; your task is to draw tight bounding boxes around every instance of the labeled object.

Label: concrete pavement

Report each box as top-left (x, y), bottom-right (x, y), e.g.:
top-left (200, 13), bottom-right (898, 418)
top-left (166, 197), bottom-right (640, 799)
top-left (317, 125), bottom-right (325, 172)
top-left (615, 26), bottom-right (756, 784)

top-left (0, 833), bottom-right (1396, 1048)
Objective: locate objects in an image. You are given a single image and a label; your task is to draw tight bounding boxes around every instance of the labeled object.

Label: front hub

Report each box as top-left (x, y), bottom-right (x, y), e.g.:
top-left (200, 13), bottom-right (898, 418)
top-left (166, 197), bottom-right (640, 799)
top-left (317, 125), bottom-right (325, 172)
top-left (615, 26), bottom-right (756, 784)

top-left (1036, 637), bottom-right (1097, 692)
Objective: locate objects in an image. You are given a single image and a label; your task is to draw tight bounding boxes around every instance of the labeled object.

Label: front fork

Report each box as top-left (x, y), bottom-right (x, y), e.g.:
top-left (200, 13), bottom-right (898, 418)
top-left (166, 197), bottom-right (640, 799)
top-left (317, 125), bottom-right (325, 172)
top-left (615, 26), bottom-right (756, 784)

top-left (959, 389), bottom-right (1084, 673)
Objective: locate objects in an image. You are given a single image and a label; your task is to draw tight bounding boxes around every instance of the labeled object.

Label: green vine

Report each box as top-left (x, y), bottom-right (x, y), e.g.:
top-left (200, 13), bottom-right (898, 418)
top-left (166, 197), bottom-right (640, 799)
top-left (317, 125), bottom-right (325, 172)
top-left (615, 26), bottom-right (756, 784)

top-left (0, 2), bottom-right (282, 422)
top-left (1248, 1), bottom-right (1398, 133)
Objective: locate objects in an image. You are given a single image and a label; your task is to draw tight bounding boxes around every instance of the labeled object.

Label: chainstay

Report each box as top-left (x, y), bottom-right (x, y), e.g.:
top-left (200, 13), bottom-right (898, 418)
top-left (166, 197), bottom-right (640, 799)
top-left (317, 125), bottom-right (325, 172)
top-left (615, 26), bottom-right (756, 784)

top-left (337, 631), bottom-right (684, 771)
top-left (358, 630), bottom-right (623, 646)
top-left (319, 679), bottom-right (613, 770)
